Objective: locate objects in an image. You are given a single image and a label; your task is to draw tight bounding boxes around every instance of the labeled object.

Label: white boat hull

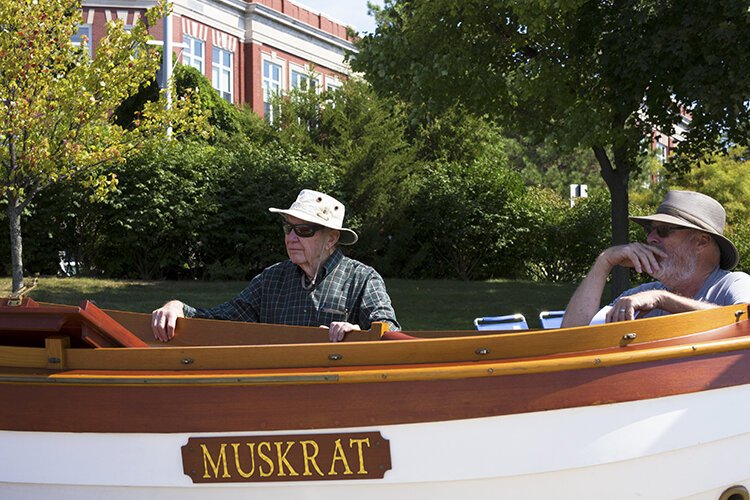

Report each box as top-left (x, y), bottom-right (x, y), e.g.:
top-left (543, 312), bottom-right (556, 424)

top-left (2, 383), bottom-right (750, 499)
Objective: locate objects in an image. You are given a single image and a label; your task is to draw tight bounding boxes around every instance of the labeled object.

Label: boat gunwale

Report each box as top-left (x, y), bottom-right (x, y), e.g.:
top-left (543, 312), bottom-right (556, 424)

top-left (1, 321), bottom-right (750, 386)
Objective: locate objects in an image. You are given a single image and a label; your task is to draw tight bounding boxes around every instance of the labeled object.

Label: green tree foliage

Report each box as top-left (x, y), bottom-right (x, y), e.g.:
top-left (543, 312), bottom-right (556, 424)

top-left (0, 0), bottom-right (204, 291)
top-left (262, 79), bottom-right (416, 264)
top-left (388, 158), bottom-right (525, 280)
top-left (199, 140), bottom-right (337, 280)
top-left (353, 0), bottom-right (750, 293)
top-left (519, 188), bottom-right (611, 282)
top-left (19, 141), bottom-right (228, 280)
top-left (671, 147), bottom-right (750, 224)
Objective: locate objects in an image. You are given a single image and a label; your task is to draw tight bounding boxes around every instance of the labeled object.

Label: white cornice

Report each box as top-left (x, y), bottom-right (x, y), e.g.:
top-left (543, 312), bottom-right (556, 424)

top-left (247, 3), bottom-right (356, 53)
top-left (82, 0), bottom-right (358, 59)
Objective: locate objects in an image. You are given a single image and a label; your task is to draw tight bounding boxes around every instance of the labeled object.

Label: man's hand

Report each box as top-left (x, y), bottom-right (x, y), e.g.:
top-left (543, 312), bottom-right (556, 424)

top-left (328, 321), bottom-right (360, 342)
top-left (606, 289), bottom-right (717, 323)
top-left (151, 300), bottom-right (185, 342)
top-left (600, 243), bottom-right (667, 276)
top-left (606, 290), bottom-right (664, 323)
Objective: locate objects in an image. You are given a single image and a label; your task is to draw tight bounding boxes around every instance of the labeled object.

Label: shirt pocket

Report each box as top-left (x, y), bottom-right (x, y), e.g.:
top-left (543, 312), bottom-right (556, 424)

top-left (317, 299), bottom-right (349, 325)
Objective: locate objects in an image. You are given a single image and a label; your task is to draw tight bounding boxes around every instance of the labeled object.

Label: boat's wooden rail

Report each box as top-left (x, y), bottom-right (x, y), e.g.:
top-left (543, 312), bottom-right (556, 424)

top-left (105, 308), bottom-right (388, 346)
top-left (0, 300), bottom-right (746, 374)
top-left (0, 298), bottom-right (148, 349)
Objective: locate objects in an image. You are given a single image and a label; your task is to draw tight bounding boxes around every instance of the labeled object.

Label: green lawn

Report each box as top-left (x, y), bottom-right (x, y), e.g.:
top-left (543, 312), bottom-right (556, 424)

top-left (2, 277), bottom-right (578, 331)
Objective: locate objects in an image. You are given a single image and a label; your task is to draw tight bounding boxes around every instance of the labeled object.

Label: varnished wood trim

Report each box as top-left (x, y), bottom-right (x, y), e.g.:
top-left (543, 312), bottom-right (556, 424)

top-left (48, 316), bottom-right (749, 372)
top-left (0, 346), bottom-right (48, 368)
top-left (12, 326), bottom-right (748, 385)
top-left (45, 335), bottom-right (70, 370)
top-left (105, 305), bottom-right (744, 349)
top-left (105, 309), bottom-right (383, 346)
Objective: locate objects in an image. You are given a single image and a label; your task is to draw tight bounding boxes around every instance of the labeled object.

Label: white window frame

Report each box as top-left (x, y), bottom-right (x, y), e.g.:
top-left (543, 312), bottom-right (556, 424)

top-left (325, 76), bottom-right (342, 93)
top-left (212, 46), bottom-right (234, 103)
top-left (654, 142), bottom-right (668, 164)
top-left (290, 64), bottom-right (319, 92)
top-left (71, 24), bottom-right (92, 56)
top-left (262, 56), bottom-right (284, 121)
top-left (182, 34), bottom-right (205, 73)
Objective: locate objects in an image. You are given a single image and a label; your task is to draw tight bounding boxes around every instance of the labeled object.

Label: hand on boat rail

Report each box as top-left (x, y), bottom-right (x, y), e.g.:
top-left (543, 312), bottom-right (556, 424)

top-left (151, 300), bottom-right (185, 342)
top-left (321, 322), bottom-right (361, 342)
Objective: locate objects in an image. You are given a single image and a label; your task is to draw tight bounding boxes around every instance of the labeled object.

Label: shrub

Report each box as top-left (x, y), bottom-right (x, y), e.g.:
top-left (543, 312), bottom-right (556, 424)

top-left (519, 188), bottom-right (611, 282)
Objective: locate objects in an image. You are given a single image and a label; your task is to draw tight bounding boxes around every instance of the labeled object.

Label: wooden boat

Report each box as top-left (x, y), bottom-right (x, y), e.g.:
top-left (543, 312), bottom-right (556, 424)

top-left (1, 297), bottom-right (750, 499)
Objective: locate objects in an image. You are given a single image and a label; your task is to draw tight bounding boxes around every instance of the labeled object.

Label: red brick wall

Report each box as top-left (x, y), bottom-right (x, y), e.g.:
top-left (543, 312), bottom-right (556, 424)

top-left (249, 1), bottom-right (354, 42)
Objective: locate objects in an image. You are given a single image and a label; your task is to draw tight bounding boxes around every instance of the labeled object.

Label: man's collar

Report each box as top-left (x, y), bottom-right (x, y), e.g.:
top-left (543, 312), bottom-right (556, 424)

top-left (295, 248), bottom-right (343, 281)
top-left (320, 248), bottom-right (344, 277)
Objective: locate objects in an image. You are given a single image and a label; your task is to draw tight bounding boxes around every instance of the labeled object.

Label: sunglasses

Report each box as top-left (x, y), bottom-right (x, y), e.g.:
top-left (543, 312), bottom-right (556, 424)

top-left (283, 221), bottom-right (325, 238)
top-left (647, 224), bottom-right (689, 238)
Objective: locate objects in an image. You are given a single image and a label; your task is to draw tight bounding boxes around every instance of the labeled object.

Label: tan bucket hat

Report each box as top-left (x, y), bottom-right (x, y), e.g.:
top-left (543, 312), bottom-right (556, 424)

top-left (630, 190), bottom-right (739, 270)
top-left (269, 189), bottom-right (358, 245)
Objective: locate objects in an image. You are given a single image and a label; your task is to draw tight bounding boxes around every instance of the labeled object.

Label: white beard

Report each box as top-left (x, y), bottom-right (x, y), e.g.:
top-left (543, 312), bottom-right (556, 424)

top-left (651, 238), bottom-right (698, 290)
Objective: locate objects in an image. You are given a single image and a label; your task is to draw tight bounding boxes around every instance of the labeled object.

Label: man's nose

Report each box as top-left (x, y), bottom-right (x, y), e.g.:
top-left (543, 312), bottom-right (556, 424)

top-left (286, 229), bottom-right (300, 242)
top-left (646, 228), bottom-right (662, 245)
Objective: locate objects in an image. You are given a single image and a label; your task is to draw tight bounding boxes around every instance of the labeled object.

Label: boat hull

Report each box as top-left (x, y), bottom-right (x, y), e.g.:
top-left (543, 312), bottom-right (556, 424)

top-left (2, 304), bottom-right (750, 498)
top-left (2, 346), bottom-right (750, 434)
top-left (2, 383), bottom-right (750, 499)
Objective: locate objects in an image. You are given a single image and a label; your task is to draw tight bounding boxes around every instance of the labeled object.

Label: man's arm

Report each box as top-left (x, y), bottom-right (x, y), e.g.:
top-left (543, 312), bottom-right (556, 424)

top-left (605, 289), bottom-right (717, 323)
top-left (326, 270), bottom-right (398, 342)
top-left (359, 271), bottom-right (400, 330)
top-left (562, 243), bottom-right (667, 328)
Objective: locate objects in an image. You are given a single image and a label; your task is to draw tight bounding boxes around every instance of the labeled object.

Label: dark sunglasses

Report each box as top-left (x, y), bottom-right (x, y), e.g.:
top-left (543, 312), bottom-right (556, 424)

top-left (283, 221), bottom-right (324, 238)
top-left (647, 224), bottom-right (689, 238)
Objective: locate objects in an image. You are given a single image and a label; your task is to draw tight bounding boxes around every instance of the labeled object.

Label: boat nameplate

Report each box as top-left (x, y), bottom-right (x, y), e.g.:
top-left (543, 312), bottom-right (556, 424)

top-left (182, 431), bottom-right (391, 483)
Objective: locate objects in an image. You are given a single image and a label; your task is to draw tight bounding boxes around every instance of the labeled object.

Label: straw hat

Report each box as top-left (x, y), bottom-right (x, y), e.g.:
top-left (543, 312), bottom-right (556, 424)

top-left (630, 190), bottom-right (738, 270)
top-left (269, 190), bottom-right (358, 245)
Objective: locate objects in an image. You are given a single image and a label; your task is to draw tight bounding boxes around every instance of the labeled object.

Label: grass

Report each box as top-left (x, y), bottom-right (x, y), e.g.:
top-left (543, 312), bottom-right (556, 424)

top-left (1, 276), bottom-right (578, 331)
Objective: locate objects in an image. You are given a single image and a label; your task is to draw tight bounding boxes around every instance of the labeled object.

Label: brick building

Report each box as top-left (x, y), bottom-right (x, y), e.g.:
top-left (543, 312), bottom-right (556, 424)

top-left (78, 0), bottom-right (357, 118)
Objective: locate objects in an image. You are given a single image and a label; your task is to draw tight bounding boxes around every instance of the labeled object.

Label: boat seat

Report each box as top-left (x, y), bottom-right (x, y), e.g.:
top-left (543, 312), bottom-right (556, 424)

top-left (473, 314), bottom-right (528, 331)
top-left (539, 310), bottom-right (565, 329)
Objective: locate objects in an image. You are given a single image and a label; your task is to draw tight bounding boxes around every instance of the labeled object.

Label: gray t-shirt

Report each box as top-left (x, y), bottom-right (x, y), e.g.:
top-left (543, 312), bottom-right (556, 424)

top-left (609, 267), bottom-right (750, 318)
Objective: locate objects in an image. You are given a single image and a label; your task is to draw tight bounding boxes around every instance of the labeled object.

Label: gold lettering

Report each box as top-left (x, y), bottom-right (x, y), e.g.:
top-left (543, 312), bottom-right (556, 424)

top-left (328, 438), bottom-right (353, 476)
top-left (231, 442), bottom-right (256, 478)
top-left (275, 441), bottom-right (300, 477)
top-left (257, 441), bottom-right (275, 477)
top-left (201, 443), bottom-right (230, 479)
top-left (300, 440), bottom-right (324, 477)
top-left (349, 438), bottom-right (371, 474)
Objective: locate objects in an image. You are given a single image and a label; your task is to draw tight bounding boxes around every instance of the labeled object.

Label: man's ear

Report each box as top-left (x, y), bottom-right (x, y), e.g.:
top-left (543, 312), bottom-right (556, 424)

top-left (327, 229), bottom-right (341, 249)
top-left (694, 232), bottom-right (714, 252)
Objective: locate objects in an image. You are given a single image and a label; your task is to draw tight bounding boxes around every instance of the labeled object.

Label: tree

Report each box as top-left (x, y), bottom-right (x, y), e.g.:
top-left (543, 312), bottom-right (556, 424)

top-left (352, 0), bottom-right (750, 293)
top-left (264, 79), bottom-right (417, 262)
top-left (0, 0), bottom-right (197, 292)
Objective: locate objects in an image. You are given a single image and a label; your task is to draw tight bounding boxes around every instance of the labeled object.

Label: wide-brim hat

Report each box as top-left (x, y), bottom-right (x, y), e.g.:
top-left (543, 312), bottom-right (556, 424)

top-left (629, 190), bottom-right (738, 270)
top-left (269, 189), bottom-right (358, 245)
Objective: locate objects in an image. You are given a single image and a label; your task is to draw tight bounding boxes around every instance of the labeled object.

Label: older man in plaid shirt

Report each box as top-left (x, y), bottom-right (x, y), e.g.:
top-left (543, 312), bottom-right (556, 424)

top-left (152, 190), bottom-right (399, 343)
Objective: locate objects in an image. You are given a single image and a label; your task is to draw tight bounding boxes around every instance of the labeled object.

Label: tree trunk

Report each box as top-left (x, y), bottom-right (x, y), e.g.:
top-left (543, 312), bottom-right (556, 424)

top-left (593, 145), bottom-right (631, 298)
top-left (7, 198), bottom-right (24, 294)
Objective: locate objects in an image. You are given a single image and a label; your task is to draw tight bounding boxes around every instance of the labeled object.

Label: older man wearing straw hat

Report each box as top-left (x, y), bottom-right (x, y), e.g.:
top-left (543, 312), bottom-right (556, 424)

top-left (152, 189), bottom-right (399, 342)
top-left (562, 190), bottom-right (750, 327)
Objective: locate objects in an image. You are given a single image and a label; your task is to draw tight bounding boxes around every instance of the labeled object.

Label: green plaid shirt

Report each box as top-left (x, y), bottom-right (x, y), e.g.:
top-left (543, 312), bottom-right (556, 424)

top-left (184, 250), bottom-right (399, 330)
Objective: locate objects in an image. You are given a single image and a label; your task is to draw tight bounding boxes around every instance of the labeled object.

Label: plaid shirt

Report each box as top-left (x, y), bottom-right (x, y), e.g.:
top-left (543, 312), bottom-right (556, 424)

top-left (184, 250), bottom-right (399, 330)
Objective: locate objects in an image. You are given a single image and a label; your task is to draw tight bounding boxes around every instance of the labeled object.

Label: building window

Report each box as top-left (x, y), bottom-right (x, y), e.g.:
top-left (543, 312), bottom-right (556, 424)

top-left (71, 25), bottom-right (92, 56)
top-left (291, 69), bottom-right (318, 91)
top-left (654, 142), bottom-right (668, 164)
top-left (326, 78), bottom-right (341, 93)
top-left (212, 47), bottom-right (233, 103)
top-left (263, 59), bottom-right (282, 120)
top-left (182, 35), bottom-right (204, 73)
